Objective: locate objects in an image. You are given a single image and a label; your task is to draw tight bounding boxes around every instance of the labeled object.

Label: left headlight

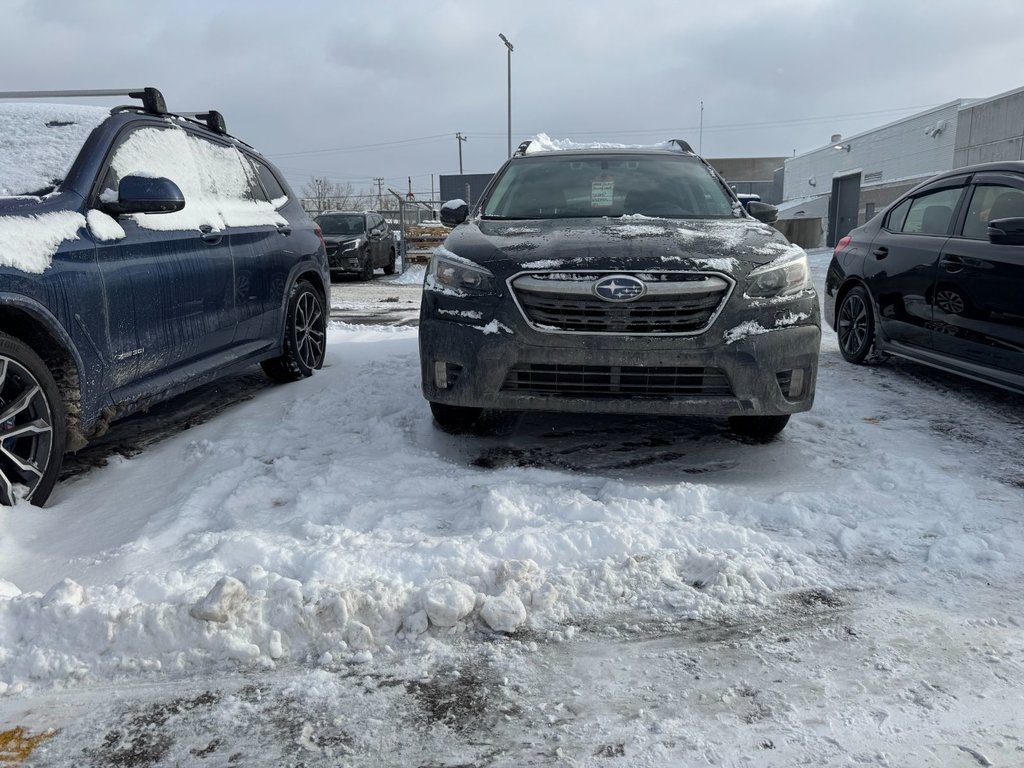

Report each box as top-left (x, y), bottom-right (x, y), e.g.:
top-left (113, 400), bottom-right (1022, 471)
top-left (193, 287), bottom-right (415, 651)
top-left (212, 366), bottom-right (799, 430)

top-left (745, 251), bottom-right (811, 299)
top-left (426, 247), bottom-right (497, 296)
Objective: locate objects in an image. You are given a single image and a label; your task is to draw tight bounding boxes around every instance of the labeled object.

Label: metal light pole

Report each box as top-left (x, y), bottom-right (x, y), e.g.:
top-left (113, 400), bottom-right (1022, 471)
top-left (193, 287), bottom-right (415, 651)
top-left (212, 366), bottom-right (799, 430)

top-left (498, 33), bottom-right (513, 158)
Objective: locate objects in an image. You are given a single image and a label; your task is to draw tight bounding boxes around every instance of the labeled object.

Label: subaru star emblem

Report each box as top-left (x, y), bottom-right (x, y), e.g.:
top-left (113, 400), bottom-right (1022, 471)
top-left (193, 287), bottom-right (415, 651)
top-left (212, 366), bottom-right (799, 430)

top-left (593, 275), bottom-right (646, 302)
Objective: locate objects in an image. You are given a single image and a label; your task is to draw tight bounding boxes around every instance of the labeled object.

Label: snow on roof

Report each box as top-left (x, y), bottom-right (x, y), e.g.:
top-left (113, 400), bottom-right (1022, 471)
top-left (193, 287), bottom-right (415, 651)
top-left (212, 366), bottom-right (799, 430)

top-left (523, 132), bottom-right (680, 154)
top-left (0, 103), bottom-right (110, 196)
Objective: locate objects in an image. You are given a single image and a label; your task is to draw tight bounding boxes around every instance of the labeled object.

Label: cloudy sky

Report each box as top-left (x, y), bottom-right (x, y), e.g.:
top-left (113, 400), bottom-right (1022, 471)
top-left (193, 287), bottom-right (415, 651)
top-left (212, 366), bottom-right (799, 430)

top-left (3, 0), bottom-right (1023, 198)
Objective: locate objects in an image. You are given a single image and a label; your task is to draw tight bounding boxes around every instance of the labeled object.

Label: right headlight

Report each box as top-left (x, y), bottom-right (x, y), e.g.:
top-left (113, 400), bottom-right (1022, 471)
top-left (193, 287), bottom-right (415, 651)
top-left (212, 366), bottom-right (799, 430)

top-left (745, 251), bottom-right (811, 299)
top-left (426, 247), bottom-right (497, 296)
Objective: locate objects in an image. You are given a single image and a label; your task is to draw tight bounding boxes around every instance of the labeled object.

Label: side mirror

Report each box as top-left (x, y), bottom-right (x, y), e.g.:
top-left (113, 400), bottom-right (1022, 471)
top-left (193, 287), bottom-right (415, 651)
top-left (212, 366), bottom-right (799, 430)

top-left (746, 201), bottom-right (778, 225)
top-left (105, 175), bottom-right (185, 215)
top-left (440, 199), bottom-right (469, 227)
top-left (987, 216), bottom-right (1024, 246)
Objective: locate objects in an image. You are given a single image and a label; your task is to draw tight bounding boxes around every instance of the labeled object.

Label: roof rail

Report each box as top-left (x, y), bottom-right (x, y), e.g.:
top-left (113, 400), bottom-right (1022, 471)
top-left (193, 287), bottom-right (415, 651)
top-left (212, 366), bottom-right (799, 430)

top-left (513, 140), bottom-right (533, 158)
top-left (0, 87), bottom-right (168, 115)
top-left (670, 139), bottom-right (694, 153)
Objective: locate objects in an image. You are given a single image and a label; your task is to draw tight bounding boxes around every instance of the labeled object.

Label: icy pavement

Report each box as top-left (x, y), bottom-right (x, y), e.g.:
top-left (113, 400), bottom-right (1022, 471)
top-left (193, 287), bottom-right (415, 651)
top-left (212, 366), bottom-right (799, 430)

top-left (1, 251), bottom-right (1023, 766)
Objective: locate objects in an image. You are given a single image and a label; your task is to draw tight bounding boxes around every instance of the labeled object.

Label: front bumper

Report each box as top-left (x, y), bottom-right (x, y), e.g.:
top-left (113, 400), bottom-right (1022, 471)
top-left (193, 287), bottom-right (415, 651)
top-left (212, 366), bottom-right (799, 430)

top-left (419, 294), bottom-right (821, 417)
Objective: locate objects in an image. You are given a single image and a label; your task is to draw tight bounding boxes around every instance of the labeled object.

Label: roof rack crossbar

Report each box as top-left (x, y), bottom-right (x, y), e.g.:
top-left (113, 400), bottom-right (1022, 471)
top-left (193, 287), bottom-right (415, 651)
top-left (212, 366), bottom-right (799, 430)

top-left (0, 87), bottom-right (167, 115)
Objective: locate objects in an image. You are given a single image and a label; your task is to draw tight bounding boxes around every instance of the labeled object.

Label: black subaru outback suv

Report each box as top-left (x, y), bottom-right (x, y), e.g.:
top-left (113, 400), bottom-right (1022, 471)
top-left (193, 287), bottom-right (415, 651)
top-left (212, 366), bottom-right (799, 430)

top-left (419, 138), bottom-right (820, 437)
top-left (0, 88), bottom-right (329, 506)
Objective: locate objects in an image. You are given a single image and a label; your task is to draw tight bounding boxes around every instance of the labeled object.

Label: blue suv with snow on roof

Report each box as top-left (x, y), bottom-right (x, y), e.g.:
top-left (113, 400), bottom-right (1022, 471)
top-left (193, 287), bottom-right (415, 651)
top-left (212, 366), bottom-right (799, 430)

top-left (419, 136), bottom-right (820, 437)
top-left (0, 88), bottom-right (329, 506)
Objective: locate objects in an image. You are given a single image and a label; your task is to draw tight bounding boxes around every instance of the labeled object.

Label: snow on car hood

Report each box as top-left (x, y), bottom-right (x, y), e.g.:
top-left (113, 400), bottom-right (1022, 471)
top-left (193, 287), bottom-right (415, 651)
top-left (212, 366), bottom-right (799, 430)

top-left (445, 215), bottom-right (797, 274)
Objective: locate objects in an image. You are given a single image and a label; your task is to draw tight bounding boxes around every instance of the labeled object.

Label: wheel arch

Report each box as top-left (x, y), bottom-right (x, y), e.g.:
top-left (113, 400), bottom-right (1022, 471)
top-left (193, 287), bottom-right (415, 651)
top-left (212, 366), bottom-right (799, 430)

top-left (0, 300), bottom-right (90, 451)
top-left (833, 277), bottom-right (876, 329)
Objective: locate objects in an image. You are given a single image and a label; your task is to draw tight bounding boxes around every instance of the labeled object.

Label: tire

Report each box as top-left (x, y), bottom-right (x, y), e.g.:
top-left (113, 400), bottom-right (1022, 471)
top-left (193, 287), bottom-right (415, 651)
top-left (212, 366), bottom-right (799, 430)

top-left (728, 414), bottom-right (790, 438)
top-left (836, 285), bottom-right (881, 364)
top-left (0, 333), bottom-right (66, 506)
top-left (429, 402), bottom-right (520, 436)
top-left (359, 254), bottom-right (374, 281)
top-left (261, 281), bottom-right (327, 383)
top-left (429, 402), bottom-right (483, 434)
top-left (383, 248), bottom-right (397, 276)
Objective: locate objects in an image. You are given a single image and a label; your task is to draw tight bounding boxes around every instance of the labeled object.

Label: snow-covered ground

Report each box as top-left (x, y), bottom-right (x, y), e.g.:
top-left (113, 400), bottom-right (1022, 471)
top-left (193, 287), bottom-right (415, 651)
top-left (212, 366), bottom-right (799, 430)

top-left (1, 250), bottom-right (1023, 766)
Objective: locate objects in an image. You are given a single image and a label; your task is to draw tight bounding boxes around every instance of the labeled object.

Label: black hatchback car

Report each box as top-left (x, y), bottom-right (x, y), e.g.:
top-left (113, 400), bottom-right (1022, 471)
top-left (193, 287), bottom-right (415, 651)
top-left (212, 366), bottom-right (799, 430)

top-left (825, 162), bottom-right (1024, 393)
top-left (419, 139), bottom-right (821, 438)
top-left (0, 88), bottom-right (329, 506)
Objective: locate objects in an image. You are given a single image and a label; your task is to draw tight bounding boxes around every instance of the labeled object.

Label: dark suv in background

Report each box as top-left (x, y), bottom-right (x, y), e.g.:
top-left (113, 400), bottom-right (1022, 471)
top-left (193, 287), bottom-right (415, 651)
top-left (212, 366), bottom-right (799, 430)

top-left (0, 88), bottom-right (329, 506)
top-left (420, 138), bottom-right (820, 438)
top-left (316, 210), bottom-right (397, 280)
top-left (825, 161), bottom-right (1024, 394)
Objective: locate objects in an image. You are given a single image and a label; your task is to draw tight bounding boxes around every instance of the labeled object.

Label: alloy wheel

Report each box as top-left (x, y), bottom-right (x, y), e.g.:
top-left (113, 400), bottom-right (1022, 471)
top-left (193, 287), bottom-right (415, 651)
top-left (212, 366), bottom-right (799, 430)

top-left (293, 291), bottom-right (326, 370)
top-left (838, 292), bottom-right (869, 358)
top-left (0, 355), bottom-right (56, 505)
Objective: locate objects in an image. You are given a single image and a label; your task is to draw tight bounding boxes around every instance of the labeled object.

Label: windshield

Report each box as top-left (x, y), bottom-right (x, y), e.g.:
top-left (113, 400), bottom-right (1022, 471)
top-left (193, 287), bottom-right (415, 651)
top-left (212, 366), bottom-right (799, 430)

top-left (316, 213), bottom-right (367, 235)
top-left (0, 103), bottom-right (109, 197)
top-left (481, 154), bottom-right (737, 220)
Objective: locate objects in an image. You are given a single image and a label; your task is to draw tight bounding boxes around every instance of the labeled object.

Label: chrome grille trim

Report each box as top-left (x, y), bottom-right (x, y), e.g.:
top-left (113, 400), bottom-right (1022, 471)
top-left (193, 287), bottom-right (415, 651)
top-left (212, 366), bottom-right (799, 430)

top-left (508, 269), bottom-right (735, 336)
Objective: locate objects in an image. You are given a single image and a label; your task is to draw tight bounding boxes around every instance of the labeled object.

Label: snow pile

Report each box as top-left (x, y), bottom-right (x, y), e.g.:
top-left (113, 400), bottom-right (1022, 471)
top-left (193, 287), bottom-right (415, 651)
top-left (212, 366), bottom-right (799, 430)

top-left (0, 211), bottom-right (85, 273)
top-left (607, 223), bottom-right (666, 237)
top-left (525, 133), bottom-right (677, 154)
top-left (85, 209), bottom-right (125, 242)
top-left (0, 103), bottom-right (109, 197)
top-left (0, 329), bottom-right (835, 689)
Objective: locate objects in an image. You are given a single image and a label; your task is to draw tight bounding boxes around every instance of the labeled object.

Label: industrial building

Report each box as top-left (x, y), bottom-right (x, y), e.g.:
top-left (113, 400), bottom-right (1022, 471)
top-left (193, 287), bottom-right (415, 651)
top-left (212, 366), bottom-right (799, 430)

top-left (779, 85), bottom-right (1024, 247)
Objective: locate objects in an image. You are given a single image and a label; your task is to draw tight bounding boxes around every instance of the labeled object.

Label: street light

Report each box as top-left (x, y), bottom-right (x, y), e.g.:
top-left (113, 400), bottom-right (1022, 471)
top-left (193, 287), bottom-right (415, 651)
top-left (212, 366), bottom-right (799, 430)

top-left (498, 33), bottom-right (513, 158)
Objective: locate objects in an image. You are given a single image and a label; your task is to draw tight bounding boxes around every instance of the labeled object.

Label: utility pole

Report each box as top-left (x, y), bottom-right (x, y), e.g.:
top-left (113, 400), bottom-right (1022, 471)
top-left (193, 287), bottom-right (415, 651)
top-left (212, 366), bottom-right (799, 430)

top-left (499, 33), bottom-right (514, 158)
top-left (456, 132), bottom-right (467, 174)
top-left (373, 177), bottom-right (385, 210)
top-left (699, 100), bottom-right (704, 155)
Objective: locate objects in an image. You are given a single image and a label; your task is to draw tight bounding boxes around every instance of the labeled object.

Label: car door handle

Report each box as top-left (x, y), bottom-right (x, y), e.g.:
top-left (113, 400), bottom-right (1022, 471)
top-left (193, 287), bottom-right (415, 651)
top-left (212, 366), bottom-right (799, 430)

top-left (939, 254), bottom-right (965, 273)
top-left (198, 225), bottom-right (222, 245)
top-left (872, 246), bottom-right (888, 259)
top-left (277, 224), bottom-right (292, 236)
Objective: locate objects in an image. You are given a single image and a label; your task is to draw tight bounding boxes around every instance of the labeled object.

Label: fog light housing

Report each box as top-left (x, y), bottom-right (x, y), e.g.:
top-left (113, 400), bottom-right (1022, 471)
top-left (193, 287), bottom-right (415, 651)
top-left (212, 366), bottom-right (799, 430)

top-left (433, 361), bottom-right (464, 390)
top-left (776, 368), bottom-right (806, 398)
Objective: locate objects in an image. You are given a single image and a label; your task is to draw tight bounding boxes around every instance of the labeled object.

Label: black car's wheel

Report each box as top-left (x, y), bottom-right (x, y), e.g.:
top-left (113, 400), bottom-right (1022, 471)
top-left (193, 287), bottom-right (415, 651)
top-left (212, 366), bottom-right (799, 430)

top-left (359, 255), bottom-right (374, 281)
top-left (728, 414), bottom-right (790, 438)
top-left (0, 333), bottom-right (66, 507)
top-left (429, 402), bottom-right (483, 434)
top-left (429, 402), bottom-right (520, 436)
top-left (383, 248), bottom-right (397, 276)
top-left (261, 281), bottom-right (327, 383)
top-left (836, 285), bottom-right (879, 364)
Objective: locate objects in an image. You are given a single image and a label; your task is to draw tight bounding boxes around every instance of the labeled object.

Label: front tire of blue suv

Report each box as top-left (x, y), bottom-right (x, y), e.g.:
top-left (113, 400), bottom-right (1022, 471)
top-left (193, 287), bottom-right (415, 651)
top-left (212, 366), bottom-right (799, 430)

top-left (261, 281), bottom-right (327, 382)
top-left (0, 333), bottom-right (67, 507)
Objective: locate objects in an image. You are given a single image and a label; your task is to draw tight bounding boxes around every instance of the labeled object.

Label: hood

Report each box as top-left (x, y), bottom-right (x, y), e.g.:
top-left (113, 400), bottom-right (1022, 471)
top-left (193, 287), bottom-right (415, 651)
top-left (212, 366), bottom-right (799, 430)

top-left (321, 233), bottom-right (365, 245)
top-left (442, 216), bottom-right (798, 277)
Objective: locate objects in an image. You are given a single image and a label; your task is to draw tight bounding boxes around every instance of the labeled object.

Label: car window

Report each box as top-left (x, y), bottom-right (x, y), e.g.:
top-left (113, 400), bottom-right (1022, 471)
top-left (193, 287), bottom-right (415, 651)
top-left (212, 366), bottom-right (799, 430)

top-left (316, 213), bottom-right (366, 235)
top-left (251, 157), bottom-right (287, 204)
top-left (98, 124), bottom-right (281, 230)
top-left (895, 187), bottom-right (963, 235)
top-left (961, 184), bottom-right (1024, 240)
top-left (885, 198), bottom-right (912, 232)
top-left (482, 155), bottom-right (735, 219)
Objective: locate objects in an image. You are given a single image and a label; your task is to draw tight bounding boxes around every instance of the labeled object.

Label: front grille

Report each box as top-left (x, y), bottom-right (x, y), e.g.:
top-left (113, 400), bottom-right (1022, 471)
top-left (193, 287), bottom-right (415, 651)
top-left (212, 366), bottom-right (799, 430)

top-left (511, 272), bottom-right (732, 335)
top-left (502, 364), bottom-right (734, 399)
